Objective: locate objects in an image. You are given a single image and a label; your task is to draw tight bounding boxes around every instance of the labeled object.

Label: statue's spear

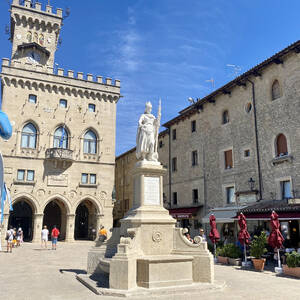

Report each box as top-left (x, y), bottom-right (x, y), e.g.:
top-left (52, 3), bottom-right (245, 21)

top-left (154, 99), bottom-right (161, 155)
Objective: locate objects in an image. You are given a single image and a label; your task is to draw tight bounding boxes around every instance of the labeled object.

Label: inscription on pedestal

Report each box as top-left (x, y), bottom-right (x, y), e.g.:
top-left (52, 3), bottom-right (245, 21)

top-left (144, 176), bottom-right (160, 205)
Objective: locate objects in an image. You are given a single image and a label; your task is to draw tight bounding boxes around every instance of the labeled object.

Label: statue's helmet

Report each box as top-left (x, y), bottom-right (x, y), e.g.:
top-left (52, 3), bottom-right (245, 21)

top-left (145, 102), bottom-right (152, 109)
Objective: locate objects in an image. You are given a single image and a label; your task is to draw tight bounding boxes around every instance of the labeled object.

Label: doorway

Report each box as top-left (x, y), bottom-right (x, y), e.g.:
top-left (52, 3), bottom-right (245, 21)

top-left (75, 203), bottom-right (89, 239)
top-left (43, 200), bottom-right (66, 240)
top-left (8, 200), bottom-right (33, 241)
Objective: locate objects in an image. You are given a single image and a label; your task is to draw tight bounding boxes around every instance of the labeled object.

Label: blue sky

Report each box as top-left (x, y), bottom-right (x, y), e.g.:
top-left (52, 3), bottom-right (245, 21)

top-left (0, 0), bottom-right (299, 155)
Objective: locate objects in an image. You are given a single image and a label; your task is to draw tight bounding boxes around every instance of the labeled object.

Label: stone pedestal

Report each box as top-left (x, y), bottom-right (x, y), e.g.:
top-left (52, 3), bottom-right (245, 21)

top-left (85, 161), bottom-right (214, 294)
top-left (137, 255), bottom-right (193, 288)
top-left (120, 162), bottom-right (176, 256)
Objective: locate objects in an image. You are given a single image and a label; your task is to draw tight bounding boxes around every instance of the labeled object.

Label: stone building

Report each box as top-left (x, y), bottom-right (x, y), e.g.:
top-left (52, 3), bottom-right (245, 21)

top-left (115, 40), bottom-right (300, 241)
top-left (0, 0), bottom-right (120, 243)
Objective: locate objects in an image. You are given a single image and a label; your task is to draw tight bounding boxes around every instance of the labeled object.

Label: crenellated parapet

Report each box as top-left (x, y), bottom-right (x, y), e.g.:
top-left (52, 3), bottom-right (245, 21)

top-left (1, 58), bottom-right (121, 102)
top-left (11, 0), bottom-right (62, 33)
top-left (12, 0), bottom-right (63, 19)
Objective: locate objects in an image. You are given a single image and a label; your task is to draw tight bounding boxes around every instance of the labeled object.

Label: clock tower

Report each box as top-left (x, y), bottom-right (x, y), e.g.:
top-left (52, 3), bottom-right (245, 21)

top-left (10, 0), bottom-right (63, 68)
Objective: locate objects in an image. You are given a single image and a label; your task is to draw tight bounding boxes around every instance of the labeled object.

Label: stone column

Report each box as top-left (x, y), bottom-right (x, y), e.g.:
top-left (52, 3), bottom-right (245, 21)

top-left (0, 213), bottom-right (10, 247)
top-left (95, 213), bottom-right (103, 239)
top-left (65, 214), bottom-right (75, 242)
top-left (32, 213), bottom-right (44, 243)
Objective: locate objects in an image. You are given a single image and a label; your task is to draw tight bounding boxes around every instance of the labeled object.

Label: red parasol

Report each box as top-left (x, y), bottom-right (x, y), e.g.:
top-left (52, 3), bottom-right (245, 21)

top-left (238, 213), bottom-right (250, 245)
top-left (209, 214), bottom-right (220, 244)
top-left (268, 211), bottom-right (284, 249)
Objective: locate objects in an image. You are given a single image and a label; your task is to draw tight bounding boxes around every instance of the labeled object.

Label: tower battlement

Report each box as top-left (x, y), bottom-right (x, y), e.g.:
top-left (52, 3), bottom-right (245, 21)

top-left (2, 58), bottom-right (120, 88)
top-left (12, 0), bottom-right (63, 19)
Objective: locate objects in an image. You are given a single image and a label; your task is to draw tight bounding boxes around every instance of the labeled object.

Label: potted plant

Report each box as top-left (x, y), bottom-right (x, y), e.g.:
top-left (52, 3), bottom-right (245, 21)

top-left (216, 246), bottom-right (228, 264)
top-left (225, 243), bottom-right (242, 266)
top-left (250, 232), bottom-right (267, 271)
top-left (283, 251), bottom-right (300, 278)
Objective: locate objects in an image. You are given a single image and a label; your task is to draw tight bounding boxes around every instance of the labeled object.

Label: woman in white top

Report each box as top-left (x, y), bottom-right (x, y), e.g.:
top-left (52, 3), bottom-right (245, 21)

top-left (6, 226), bottom-right (14, 253)
top-left (41, 225), bottom-right (49, 249)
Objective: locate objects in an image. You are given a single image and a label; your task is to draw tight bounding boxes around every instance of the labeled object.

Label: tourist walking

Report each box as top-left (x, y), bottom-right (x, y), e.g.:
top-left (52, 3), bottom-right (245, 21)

top-left (16, 228), bottom-right (23, 247)
top-left (41, 225), bottom-right (49, 249)
top-left (6, 226), bottom-right (14, 253)
top-left (51, 225), bottom-right (60, 250)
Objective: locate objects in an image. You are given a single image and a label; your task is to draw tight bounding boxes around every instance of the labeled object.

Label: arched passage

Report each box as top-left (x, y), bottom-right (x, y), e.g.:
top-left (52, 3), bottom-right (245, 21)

top-left (43, 199), bottom-right (67, 240)
top-left (8, 200), bottom-right (34, 241)
top-left (74, 199), bottom-right (99, 240)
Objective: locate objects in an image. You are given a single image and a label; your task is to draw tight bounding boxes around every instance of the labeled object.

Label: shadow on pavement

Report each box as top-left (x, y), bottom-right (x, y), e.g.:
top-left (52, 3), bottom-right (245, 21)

top-left (90, 272), bottom-right (109, 288)
top-left (59, 268), bottom-right (87, 275)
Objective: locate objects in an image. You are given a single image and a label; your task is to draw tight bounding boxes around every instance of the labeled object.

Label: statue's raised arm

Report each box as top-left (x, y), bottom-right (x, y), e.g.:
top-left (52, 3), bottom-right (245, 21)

top-left (136, 101), bottom-right (160, 162)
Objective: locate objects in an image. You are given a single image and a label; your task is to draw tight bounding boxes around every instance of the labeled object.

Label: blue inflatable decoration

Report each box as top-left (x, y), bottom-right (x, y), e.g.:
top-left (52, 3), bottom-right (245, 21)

top-left (0, 111), bottom-right (12, 140)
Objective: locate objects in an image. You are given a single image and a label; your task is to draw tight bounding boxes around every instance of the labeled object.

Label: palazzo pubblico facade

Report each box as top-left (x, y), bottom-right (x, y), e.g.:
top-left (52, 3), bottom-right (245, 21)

top-left (0, 0), bottom-right (120, 243)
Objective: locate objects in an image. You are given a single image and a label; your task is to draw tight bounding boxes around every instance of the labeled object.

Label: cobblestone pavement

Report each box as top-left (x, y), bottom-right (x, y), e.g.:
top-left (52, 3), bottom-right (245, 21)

top-left (0, 242), bottom-right (299, 300)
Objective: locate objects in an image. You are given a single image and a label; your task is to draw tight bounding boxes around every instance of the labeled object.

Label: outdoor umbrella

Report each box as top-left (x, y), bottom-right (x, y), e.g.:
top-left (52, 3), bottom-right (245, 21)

top-left (238, 213), bottom-right (250, 265)
top-left (268, 211), bottom-right (284, 270)
top-left (209, 214), bottom-right (220, 260)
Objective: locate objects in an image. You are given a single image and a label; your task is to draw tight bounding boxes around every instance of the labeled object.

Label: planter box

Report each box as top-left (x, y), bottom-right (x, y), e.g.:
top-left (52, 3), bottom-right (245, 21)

top-left (228, 258), bottom-right (242, 266)
top-left (217, 256), bottom-right (228, 264)
top-left (283, 265), bottom-right (300, 278)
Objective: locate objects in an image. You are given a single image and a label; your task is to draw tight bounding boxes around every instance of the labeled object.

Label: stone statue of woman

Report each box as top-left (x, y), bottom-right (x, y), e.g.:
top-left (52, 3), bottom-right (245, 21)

top-left (136, 101), bottom-right (161, 162)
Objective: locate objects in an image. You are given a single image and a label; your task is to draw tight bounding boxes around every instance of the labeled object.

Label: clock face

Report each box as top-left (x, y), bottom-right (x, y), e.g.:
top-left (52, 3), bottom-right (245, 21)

top-left (27, 51), bottom-right (41, 64)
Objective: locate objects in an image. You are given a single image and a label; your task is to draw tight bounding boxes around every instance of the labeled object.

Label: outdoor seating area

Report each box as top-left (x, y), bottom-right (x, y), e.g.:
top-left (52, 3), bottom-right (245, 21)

top-left (208, 211), bottom-right (300, 278)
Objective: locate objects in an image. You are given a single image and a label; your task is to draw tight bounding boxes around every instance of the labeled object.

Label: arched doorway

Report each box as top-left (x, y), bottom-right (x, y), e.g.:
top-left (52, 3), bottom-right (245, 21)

top-left (8, 200), bottom-right (33, 241)
top-left (75, 200), bottom-right (98, 240)
top-left (43, 200), bottom-right (67, 240)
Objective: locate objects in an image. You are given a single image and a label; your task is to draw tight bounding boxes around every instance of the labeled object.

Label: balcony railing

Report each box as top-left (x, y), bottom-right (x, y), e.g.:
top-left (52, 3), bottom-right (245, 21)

top-left (45, 148), bottom-right (73, 161)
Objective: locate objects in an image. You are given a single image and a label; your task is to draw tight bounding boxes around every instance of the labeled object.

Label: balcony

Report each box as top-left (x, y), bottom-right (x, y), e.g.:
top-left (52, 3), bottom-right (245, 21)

top-left (45, 148), bottom-right (73, 162)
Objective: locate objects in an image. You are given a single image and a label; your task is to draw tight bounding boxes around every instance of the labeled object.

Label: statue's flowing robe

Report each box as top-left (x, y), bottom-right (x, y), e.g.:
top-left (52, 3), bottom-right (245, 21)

top-left (136, 113), bottom-right (156, 160)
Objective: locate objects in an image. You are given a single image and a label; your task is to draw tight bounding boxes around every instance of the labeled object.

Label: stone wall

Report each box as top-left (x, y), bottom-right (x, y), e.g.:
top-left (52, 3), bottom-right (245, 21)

top-left (115, 42), bottom-right (300, 236)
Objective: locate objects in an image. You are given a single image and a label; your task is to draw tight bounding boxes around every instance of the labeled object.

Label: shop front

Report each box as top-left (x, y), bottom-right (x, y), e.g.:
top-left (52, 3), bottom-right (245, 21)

top-left (202, 206), bottom-right (245, 244)
top-left (168, 206), bottom-right (202, 237)
top-left (240, 199), bottom-right (300, 248)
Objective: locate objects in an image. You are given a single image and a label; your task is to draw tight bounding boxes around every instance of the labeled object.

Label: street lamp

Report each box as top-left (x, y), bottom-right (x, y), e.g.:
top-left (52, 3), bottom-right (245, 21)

top-left (248, 177), bottom-right (255, 191)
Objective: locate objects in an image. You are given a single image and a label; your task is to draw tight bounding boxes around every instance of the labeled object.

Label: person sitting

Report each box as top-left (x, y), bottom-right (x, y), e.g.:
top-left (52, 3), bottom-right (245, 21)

top-left (199, 228), bottom-right (207, 242)
top-left (184, 233), bottom-right (194, 243)
top-left (98, 226), bottom-right (107, 242)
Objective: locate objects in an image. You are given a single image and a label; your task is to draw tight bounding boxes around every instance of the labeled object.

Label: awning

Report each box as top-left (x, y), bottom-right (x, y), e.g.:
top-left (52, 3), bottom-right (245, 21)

top-left (202, 207), bottom-right (245, 224)
top-left (169, 206), bottom-right (201, 219)
top-left (243, 211), bottom-right (300, 221)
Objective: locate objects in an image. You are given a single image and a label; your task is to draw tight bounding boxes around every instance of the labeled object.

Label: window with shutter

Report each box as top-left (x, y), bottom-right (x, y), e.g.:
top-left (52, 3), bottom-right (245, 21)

top-left (193, 189), bottom-right (198, 203)
top-left (272, 80), bottom-right (281, 100)
top-left (276, 134), bottom-right (288, 156)
top-left (222, 110), bottom-right (229, 124)
top-left (192, 150), bottom-right (198, 166)
top-left (172, 129), bottom-right (177, 140)
top-left (281, 181), bottom-right (291, 199)
top-left (172, 157), bottom-right (177, 172)
top-left (224, 150), bottom-right (233, 169)
top-left (173, 192), bottom-right (178, 205)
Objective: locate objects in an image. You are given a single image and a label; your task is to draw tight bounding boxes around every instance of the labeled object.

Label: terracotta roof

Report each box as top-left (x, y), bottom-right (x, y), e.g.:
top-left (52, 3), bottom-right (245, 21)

top-left (240, 199), bottom-right (300, 214)
top-left (163, 40), bottom-right (300, 128)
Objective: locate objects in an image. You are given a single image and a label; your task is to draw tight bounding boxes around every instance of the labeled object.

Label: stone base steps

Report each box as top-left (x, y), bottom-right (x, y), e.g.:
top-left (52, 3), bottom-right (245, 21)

top-left (76, 273), bottom-right (225, 298)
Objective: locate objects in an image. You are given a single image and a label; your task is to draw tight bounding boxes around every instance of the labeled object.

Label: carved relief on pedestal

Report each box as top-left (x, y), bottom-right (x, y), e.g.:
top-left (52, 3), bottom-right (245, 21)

top-left (152, 231), bottom-right (162, 243)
